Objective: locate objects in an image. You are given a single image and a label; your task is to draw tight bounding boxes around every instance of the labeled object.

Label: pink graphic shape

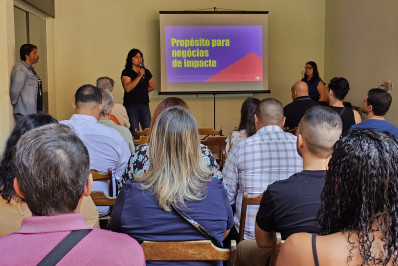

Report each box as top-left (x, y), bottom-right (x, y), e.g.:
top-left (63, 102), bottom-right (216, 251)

top-left (206, 53), bottom-right (263, 82)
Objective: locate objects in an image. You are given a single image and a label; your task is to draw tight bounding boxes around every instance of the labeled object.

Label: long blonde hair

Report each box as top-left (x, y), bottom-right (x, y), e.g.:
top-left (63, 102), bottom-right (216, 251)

top-left (135, 106), bottom-right (213, 211)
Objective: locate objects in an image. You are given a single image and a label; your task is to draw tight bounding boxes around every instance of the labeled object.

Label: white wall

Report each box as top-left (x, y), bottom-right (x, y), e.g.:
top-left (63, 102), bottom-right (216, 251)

top-left (53, 0), bottom-right (326, 135)
top-left (325, 0), bottom-right (398, 124)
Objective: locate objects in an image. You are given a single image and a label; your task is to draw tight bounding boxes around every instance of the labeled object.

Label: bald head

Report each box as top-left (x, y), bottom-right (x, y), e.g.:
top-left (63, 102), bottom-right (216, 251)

top-left (299, 106), bottom-right (342, 158)
top-left (292, 81), bottom-right (309, 99)
top-left (255, 98), bottom-right (284, 127)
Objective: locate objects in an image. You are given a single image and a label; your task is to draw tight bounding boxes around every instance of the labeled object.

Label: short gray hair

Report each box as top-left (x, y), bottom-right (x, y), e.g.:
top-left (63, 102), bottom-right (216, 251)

top-left (96, 77), bottom-right (114, 92)
top-left (12, 123), bottom-right (90, 216)
top-left (100, 89), bottom-right (115, 116)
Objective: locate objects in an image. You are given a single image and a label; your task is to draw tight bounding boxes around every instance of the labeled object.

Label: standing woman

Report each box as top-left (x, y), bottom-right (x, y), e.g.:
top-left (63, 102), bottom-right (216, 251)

top-left (121, 48), bottom-right (155, 136)
top-left (301, 61), bottom-right (327, 102)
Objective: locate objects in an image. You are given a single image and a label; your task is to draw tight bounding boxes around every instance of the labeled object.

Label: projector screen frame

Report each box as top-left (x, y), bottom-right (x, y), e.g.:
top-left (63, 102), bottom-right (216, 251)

top-left (159, 10), bottom-right (270, 95)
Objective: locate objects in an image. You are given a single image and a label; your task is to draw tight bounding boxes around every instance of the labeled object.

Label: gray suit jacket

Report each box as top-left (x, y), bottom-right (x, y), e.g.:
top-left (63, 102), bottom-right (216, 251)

top-left (10, 61), bottom-right (42, 115)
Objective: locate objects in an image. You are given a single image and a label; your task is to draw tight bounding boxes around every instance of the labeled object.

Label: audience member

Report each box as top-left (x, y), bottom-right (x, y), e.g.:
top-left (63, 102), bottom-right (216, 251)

top-left (110, 107), bottom-right (233, 265)
top-left (60, 84), bottom-right (130, 216)
top-left (236, 106), bottom-right (342, 266)
top-left (118, 96), bottom-right (223, 191)
top-left (225, 97), bottom-right (260, 154)
top-left (0, 114), bottom-right (99, 237)
top-left (277, 128), bottom-right (398, 265)
top-left (222, 98), bottom-right (303, 240)
top-left (98, 89), bottom-right (134, 152)
top-left (283, 81), bottom-right (319, 130)
top-left (96, 76), bottom-right (130, 129)
top-left (301, 61), bottom-right (326, 102)
top-left (0, 123), bottom-right (144, 265)
top-left (328, 77), bottom-right (361, 132)
top-left (351, 88), bottom-right (398, 138)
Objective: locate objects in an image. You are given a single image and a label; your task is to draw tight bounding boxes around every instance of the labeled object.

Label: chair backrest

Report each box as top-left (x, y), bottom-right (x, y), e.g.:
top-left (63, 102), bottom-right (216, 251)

top-left (239, 191), bottom-right (264, 241)
top-left (134, 136), bottom-right (150, 145)
top-left (90, 168), bottom-right (113, 197)
top-left (270, 232), bottom-right (284, 266)
top-left (90, 191), bottom-right (116, 206)
top-left (198, 128), bottom-right (223, 137)
top-left (201, 136), bottom-right (228, 169)
top-left (135, 128), bottom-right (151, 137)
top-left (141, 240), bottom-right (236, 265)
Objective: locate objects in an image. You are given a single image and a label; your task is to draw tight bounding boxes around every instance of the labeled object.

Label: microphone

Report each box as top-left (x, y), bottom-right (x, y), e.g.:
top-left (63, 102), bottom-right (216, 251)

top-left (140, 64), bottom-right (145, 79)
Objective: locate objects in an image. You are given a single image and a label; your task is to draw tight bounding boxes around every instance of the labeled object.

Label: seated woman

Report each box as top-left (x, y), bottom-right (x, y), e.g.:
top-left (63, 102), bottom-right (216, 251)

top-left (225, 97), bottom-right (259, 154)
top-left (276, 128), bottom-right (398, 265)
top-left (110, 107), bottom-right (233, 265)
top-left (118, 97), bottom-right (223, 190)
top-left (0, 114), bottom-right (99, 237)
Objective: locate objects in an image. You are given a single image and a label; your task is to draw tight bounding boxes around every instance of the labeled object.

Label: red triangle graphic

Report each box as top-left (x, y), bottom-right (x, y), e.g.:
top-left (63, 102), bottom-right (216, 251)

top-left (206, 53), bottom-right (263, 82)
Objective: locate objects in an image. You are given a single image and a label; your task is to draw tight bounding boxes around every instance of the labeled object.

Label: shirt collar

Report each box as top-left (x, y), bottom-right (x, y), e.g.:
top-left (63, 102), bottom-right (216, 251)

top-left (70, 114), bottom-right (98, 122)
top-left (257, 125), bottom-right (283, 134)
top-left (17, 213), bottom-right (89, 234)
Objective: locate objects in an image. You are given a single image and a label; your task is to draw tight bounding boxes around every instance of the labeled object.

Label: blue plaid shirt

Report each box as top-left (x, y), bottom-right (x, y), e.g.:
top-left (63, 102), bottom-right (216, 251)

top-left (222, 125), bottom-right (303, 239)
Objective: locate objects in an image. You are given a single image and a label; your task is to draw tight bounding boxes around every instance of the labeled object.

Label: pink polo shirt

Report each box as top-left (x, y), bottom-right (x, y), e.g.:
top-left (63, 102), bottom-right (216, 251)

top-left (0, 213), bottom-right (145, 265)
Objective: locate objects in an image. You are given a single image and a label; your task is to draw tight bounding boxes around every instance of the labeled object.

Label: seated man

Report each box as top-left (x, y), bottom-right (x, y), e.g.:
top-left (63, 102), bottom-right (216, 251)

top-left (351, 88), bottom-right (398, 138)
top-left (327, 77), bottom-right (361, 133)
top-left (61, 84), bottom-right (131, 215)
top-left (99, 89), bottom-right (135, 152)
top-left (236, 106), bottom-right (342, 265)
top-left (223, 98), bottom-right (303, 240)
top-left (0, 123), bottom-right (144, 265)
top-left (283, 81), bottom-right (318, 130)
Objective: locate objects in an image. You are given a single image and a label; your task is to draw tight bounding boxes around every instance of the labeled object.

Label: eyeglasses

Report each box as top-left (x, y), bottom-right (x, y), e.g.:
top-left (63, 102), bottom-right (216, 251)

top-left (304, 67), bottom-right (313, 70)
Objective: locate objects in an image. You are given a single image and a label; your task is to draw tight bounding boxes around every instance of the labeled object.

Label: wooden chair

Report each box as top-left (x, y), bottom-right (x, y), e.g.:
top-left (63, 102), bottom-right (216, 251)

top-left (90, 168), bottom-right (114, 229)
top-left (134, 136), bottom-right (150, 145)
top-left (238, 191), bottom-right (264, 241)
top-left (198, 128), bottom-right (223, 139)
top-left (201, 136), bottom-right (228, 169)
top-left (90, 191), bottom-right (116, 207)
top-left (141, 240), bottom-right (236, 265)
top-left (91, 168), bottom-right (113, 196)
top-left (135, 128), bottom-right (151, 137)
top-left (269, 232), bottom-right (283, 266)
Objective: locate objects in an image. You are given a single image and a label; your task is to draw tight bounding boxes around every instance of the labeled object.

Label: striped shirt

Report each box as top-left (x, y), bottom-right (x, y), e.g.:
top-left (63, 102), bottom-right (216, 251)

top-left (222, 125), bottom-right (303, 239)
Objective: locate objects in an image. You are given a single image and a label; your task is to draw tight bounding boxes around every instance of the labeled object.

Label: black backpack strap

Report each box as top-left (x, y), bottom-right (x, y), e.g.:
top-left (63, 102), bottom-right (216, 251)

top-left (172, 205), bottom-right (223, 248)
top-left (37, 229), bottom-right (92, 266)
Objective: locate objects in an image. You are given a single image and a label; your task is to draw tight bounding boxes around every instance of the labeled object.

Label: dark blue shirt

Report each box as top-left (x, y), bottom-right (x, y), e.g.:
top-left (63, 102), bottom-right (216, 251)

top-left (110, 178), bottom-right (234, 266)
top-left (350, 119), bottom-right (398, 139)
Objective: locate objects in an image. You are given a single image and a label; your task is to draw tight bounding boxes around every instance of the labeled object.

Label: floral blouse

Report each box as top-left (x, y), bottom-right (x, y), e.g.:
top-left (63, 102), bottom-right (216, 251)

top-left (118, 144), bottom-right (226, 192)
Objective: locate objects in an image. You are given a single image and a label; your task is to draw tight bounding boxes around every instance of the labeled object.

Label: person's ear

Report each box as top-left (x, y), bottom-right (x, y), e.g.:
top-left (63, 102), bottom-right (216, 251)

top-left (13, 178), bottom-right (24, 199)
top-left (297, 133), bottom-right (304, 148)
top-left (281, 116), bottom-right (286, 128)
top-left (82, 173), bottom-right (93, 197)
top-left (98, 103), bottom-right (104, 112)
top-left (72, 101), bottom-right (77, 111)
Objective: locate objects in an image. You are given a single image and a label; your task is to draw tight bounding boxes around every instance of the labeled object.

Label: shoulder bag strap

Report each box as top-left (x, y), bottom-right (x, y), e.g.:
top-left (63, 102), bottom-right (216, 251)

top-left (172, 205), bottom-right (223, 248)
top-left (37, 229), bottom-right (92, 266)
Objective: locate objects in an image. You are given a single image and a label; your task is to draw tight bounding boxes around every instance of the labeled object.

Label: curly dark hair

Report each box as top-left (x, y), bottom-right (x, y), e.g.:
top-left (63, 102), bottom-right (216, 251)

top-left (238, 97), bottom-right (260, 137)
top-left (0, 114), bottom-right (58, 202)
top-left (317, 128), bottom-right (398, 265)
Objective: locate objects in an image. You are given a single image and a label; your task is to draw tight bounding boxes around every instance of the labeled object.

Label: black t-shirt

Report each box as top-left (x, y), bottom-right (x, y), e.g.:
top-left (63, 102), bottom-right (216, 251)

top-left (256, 170), bottom-right (326, 240)
top-left (284, 97), bottom-right (319, 129)
top-left (328, 106), bottom-right (355, 133)
top-left (121, 68), bottom-right (153, 105)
